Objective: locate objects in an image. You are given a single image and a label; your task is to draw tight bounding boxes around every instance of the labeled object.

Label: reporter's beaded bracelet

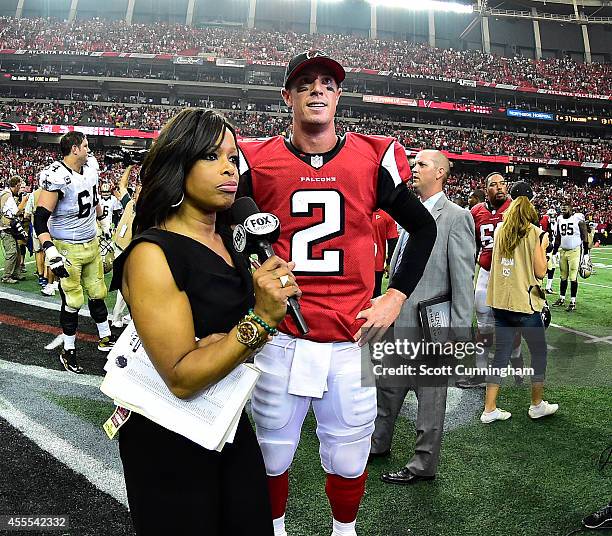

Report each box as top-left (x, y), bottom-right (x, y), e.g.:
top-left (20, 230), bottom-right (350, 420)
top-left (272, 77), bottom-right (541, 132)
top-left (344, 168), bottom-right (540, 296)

top-left (248, 309), bottom-right (279, 336)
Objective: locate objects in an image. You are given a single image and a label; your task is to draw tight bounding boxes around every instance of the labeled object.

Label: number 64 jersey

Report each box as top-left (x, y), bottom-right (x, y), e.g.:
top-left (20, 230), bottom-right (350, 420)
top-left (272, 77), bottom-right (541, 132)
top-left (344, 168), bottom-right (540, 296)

top-left (238, 133), bottom-right (410, 343)
top-left (39, 156), bottom-right (100, 243)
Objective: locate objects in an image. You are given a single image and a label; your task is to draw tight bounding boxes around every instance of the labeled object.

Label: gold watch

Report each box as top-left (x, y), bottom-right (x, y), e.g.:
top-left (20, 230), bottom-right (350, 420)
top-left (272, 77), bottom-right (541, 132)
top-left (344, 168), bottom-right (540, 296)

top-left (236, 317), bottom-right (267, 350)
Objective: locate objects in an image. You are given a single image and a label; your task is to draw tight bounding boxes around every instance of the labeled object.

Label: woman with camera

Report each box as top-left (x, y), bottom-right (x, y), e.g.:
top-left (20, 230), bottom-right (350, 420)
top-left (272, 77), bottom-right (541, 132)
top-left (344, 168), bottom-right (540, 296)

top-left (481, 181), bottom-right (558, 424)
top-left (111, 108), bottom-right (299, 535)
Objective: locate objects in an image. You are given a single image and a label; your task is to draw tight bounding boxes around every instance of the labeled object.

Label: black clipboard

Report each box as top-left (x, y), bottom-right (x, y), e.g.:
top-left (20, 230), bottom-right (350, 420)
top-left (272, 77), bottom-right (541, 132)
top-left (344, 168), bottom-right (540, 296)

top-left (417, 294), bottom-right (452, 343)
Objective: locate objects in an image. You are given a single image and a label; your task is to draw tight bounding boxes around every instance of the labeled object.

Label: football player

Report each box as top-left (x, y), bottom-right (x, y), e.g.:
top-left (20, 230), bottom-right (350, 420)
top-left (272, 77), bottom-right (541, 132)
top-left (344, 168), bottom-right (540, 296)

top-left (468, 188), bottom-right (486, 209)
top-left (541, 208), bottom-right (559, 294)
top-left (552, 202), bottom-right (589, 312)
top-left (238, 51), bottom-right (437, 536)
top-left (98, 182), bottom-right (123, 236)
top-left (371, 208), bottom-right (398, 298)
top-left (98, 182), bottom-right (122, 274)
top-left (24, 185), bottom-right (58, 296)
top-left (456, 172), bottom-right (523, 389)
top-left (34, 132), bottom-right (116, 374)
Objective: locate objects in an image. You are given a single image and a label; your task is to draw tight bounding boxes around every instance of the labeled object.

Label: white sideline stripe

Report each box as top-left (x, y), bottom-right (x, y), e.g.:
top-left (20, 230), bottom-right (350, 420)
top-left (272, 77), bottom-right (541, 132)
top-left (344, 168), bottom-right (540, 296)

top-left (549, 276), bottom-right (612, 289)
top-left (0, 289), bottom-right (91, 317)
top-left (0, 260), bottom-right (36, 272)
top-left (550, 323), bottom-right (612, 345)
top-left (0, 359), bottom-right (102, 388)
top-left (580, 281), bottom-right (612, 289)
top-left (0, 394), bottom-right (127, 506)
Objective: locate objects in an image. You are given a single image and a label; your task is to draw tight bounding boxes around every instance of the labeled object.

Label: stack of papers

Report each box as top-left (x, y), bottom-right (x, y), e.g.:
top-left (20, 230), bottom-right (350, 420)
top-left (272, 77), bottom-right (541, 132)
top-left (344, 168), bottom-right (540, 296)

top-left (100, 322), bottom-right (260, 452)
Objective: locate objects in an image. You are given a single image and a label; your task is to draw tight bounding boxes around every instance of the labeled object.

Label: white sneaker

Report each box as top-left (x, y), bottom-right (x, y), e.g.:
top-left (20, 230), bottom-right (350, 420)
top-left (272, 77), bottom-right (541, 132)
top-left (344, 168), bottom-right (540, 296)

top-left (41, 283), bottom-right (56, 296)
top-left (111, 320), bottom-right (123, 328)
top-left (528, 400), bottom-right (559, 419)
top-left (52, 281), bottom-right (60, 291)
top-left (480, 408), bottom-right (512, 424)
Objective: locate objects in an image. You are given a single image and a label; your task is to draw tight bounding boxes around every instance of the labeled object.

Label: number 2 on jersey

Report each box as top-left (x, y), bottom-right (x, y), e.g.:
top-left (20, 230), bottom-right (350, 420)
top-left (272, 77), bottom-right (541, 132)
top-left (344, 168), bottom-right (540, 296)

top-left (290, 190), bottom-right (345, 275)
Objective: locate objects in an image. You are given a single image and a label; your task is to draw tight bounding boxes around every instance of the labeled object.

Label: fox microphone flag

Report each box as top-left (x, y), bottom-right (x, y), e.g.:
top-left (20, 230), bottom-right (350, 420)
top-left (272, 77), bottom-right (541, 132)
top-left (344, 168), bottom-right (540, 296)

top-left (232, 196), bottom-right (309, 335)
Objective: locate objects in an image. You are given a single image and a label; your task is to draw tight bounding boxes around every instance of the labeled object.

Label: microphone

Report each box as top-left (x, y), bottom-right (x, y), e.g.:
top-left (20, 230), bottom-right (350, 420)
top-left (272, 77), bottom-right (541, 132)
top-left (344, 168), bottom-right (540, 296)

top-left (232, 197), bottom-right (309, 335)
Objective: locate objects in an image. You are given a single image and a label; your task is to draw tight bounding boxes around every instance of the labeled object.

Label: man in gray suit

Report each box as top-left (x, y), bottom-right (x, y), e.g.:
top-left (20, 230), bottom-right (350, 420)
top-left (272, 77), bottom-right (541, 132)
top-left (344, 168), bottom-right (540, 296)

top-left (371, 149), bottom-right (476, 485)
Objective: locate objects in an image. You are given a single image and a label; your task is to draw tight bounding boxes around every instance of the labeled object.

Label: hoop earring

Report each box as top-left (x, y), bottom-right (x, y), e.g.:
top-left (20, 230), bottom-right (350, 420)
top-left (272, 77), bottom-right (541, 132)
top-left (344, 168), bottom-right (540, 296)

top-left (171, 193), bottom-right (184, 208)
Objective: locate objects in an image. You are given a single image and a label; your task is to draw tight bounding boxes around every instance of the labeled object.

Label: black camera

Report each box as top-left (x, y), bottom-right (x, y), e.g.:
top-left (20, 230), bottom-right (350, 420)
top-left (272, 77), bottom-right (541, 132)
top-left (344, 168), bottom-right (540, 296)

top-left (104, 148), bottom-right (148, 167)
top-left (10, 218), bottom-right (28, 241)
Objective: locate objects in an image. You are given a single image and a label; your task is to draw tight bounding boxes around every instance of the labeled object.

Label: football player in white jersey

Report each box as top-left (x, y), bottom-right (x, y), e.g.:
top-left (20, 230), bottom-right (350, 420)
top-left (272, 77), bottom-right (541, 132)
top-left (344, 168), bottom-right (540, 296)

top-left (98, 182), bottom-right (122, 273)
top-left (34, 132), bottom-right (116, 373)
top-left (98, 182), bottom-right (122, 237)
top-left (552, 202), bottom-right (588, 312)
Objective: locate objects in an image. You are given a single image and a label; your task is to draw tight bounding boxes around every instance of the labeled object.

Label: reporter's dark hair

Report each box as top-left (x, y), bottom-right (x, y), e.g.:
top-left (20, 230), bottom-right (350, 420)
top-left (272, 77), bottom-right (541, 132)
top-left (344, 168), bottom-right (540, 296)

top-left (133, 108), bottom-right (237, 235)
top-left (59, 131), bottom-right (86, 157)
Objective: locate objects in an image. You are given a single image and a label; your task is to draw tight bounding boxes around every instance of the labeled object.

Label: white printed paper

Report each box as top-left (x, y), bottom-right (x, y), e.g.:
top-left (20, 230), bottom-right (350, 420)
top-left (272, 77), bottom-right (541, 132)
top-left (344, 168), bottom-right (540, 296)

top-left (100, 322), bottom-right (259, 452)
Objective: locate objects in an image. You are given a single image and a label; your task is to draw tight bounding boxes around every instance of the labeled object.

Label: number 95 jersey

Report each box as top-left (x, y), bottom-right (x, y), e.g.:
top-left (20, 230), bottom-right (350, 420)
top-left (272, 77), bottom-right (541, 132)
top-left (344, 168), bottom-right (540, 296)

top-left (238, 133), bottom-right (410, 342)
top-left (39, 156), bottom-right (99, 243)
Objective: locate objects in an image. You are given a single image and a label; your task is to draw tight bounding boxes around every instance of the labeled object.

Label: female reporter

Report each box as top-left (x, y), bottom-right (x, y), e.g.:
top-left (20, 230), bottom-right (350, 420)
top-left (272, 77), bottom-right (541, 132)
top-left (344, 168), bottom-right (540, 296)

top-left (480, 181), bottom-right (558, 424)
top-left (110, 108), bottom-right (299, 535)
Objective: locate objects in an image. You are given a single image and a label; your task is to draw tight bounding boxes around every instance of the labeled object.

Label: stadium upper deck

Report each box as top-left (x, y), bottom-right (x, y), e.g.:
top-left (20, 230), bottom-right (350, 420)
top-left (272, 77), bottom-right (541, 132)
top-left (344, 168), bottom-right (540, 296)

top-left (1, 18), bottom-right (611, 96)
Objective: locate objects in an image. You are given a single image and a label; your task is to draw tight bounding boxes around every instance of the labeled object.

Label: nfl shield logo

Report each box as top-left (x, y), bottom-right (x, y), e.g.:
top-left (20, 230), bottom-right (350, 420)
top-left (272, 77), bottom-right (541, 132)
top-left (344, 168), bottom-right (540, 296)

top-left (311, 155), bottom-right (324, 168)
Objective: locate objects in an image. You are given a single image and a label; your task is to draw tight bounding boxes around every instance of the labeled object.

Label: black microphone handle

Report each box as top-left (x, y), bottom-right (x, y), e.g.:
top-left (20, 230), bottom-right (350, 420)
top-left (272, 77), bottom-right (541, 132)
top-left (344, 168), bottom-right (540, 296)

top-left (287, 295), bottom-right (310, 335)
top-left (255, 240), bottom-right (310, 335)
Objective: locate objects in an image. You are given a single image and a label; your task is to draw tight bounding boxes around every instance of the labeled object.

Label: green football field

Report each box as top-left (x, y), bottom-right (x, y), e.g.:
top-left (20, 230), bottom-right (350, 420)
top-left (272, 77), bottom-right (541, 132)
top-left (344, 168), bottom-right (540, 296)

top-left (0, 245), bottom-right (611, 536)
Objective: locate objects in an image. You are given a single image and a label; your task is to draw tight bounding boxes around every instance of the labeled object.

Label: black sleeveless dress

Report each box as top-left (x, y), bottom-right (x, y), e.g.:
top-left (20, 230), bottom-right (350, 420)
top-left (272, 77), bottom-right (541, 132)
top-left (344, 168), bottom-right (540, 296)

top-left (111, 227), bottom-right (273, 536)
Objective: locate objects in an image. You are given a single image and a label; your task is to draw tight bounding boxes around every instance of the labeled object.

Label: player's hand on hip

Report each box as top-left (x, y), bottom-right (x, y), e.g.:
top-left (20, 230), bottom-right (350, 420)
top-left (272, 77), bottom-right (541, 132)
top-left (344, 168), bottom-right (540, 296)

top-left (253, 256), bottom-right (301, 327)
top-left (354, 288), bottom-right (407, 346)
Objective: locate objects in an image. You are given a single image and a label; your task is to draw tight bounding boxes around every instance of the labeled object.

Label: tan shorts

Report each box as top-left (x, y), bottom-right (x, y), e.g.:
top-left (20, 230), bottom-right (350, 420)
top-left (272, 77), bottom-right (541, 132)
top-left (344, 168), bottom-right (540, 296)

top-left (559, 246), bottom-right (580, 282)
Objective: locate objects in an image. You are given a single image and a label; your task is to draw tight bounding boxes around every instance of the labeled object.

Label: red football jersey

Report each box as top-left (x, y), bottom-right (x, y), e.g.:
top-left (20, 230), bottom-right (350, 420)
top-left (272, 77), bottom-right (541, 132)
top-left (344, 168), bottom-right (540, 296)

top-left (372, 209), bottom-right (399, 271)
top-left (239, 133), bottom-right (410, 342)
top-left (539, 214), bottom-right (550, 232)
top-left (471, 197), bottom-right (512, 271)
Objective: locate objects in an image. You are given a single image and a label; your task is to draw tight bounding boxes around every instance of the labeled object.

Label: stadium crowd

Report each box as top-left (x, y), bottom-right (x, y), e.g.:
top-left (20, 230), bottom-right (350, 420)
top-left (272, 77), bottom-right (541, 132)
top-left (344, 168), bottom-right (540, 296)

top-left (0, 143), bottom-right (128, 184)
top-left (1, 17), bottom-right (611, 94)
top-left (1, 101), bottom-right (174, 130)
top-left (228, 112), bottom-right (612, 163)
top-left (1, 142), bottom-right (610, 226)
top-left (1, 103), bottom-right (611, 163)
